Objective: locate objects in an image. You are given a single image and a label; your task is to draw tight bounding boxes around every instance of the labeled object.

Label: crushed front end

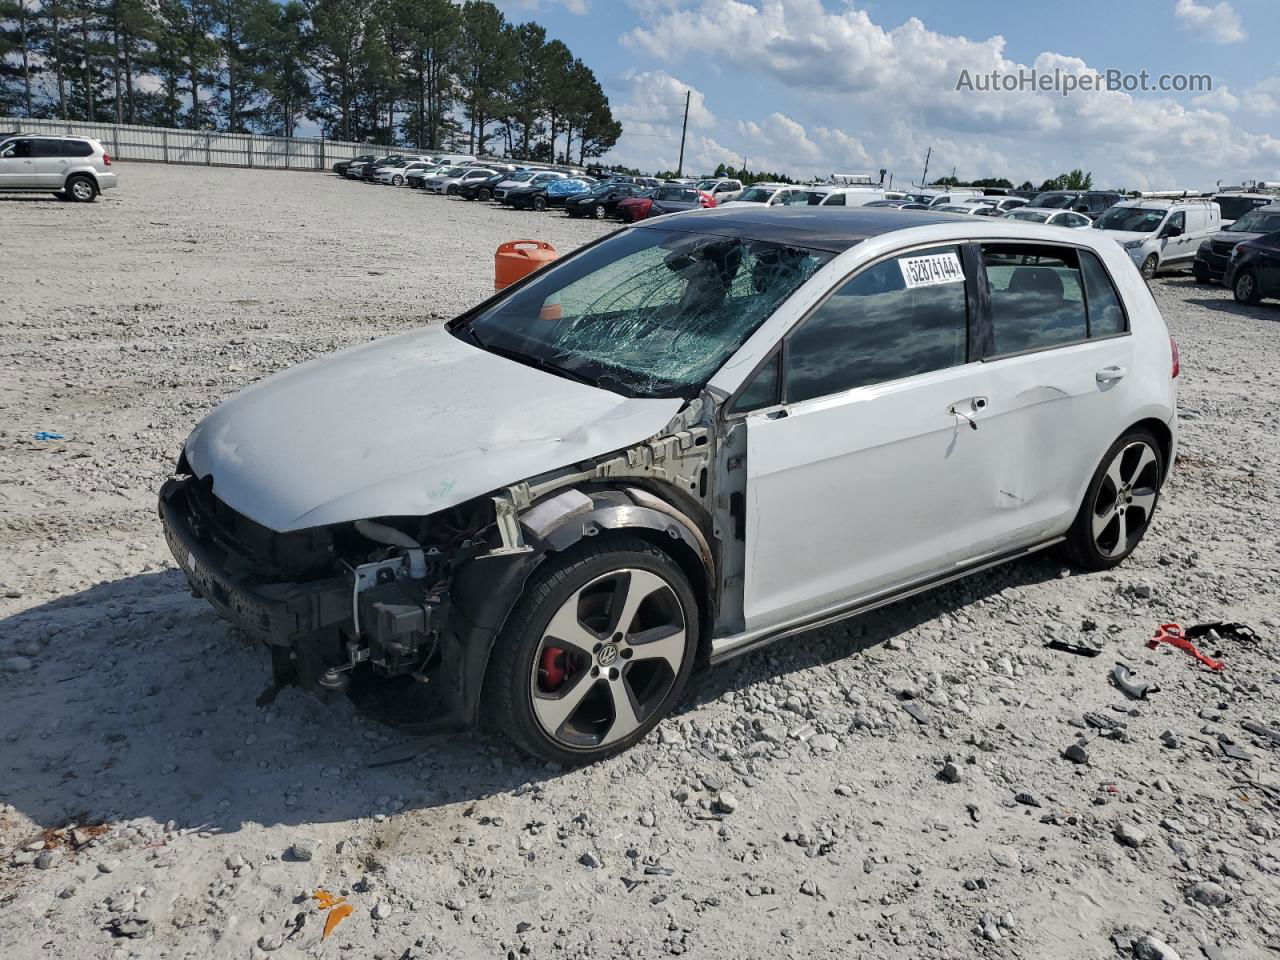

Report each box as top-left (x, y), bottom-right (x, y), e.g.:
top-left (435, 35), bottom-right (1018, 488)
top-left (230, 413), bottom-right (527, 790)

top-left (158, 472), bottom-right (500, 726)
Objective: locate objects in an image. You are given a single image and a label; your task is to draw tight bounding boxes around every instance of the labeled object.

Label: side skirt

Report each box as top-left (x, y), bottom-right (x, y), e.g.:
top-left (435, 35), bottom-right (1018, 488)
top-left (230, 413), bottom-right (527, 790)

top-left (708, 537), bottom-right (1064, 665)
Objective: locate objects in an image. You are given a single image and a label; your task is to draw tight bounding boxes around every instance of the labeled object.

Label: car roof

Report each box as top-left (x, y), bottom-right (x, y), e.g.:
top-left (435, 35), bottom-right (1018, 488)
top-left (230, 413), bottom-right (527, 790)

top-left (632, 206), bottom-right (958, 253)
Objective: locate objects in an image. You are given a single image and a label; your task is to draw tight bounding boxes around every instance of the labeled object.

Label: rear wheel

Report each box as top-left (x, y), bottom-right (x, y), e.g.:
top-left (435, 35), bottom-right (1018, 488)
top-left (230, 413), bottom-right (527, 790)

top-left (484, 536), bottom-right (698, 766)
top-left (391, 174), bottom-right (403, 186)
top-left (447, 183), bottom-right (459, 196)
top-left (532, 195), bottom-right (548, 212)
top-left (1233, 269), bottom-right (1260, 304)
top-left (478, 187), bottom-right (492, 201)
top-left (592, 203), bottom-right (606, 219)
top-left (1063, 429), bottom-right (1163, 570)
top-left (1139, 254), bottom-right (1158, 280)
top-left (66, 175), bottom-right (97, 202)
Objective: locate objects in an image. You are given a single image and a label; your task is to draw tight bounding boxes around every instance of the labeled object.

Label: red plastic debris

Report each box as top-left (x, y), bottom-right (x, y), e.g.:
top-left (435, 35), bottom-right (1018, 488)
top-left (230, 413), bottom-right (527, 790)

top-left (1146, 623), bottom-right (1225, 671)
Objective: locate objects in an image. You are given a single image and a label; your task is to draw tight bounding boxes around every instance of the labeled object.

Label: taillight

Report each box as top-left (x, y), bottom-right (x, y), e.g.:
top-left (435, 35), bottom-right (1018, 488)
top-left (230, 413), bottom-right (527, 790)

top-left (102, 153), bottom-right (111, 165)
top-left (1170, 336), bottom-right (1180, 378)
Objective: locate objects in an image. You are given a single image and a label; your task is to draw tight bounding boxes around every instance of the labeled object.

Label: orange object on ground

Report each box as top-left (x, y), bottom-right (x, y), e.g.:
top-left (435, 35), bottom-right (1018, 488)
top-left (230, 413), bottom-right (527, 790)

top-left (1145, 623), bottom-right (1225, 671)
top-left (312, 890), bottom-right (354, 940)
top-left (495, 240), bottom-right (557, 290)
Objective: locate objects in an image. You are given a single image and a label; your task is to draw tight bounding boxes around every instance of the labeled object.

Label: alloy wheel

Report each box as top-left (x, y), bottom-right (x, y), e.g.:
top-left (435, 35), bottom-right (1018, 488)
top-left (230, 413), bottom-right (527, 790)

top-left (1091, 440), bottom-right (1159, 558)
top-left (530, 569), bottom-right (686, 748)
top-left (71, 179), bottom-right (93, 201)
top-left (1235, 272), bottom-right (1255, 303)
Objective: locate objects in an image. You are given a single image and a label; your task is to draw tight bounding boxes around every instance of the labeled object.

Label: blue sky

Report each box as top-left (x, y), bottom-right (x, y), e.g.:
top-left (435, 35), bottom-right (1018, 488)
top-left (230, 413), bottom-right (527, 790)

top-left (495, 0), bottom-right (1280, 189)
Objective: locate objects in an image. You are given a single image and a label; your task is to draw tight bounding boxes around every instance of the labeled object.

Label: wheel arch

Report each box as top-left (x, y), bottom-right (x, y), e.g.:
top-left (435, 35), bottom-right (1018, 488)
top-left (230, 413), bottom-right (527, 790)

top-left (448, 486), bottom-right (715, 729)
top-left (1128, 416), bottom-right (1174, 482)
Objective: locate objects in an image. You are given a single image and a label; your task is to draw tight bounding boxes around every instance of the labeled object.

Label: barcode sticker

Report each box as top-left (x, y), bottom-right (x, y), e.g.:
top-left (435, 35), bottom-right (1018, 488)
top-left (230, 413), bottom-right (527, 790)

top-left (899, 252), bottom-right (964, 288)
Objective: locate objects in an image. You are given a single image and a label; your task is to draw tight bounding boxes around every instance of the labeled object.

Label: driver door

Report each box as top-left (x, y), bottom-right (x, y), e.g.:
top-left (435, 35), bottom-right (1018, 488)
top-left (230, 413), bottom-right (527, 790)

top-left (0, 138), bottom-right (38, 188)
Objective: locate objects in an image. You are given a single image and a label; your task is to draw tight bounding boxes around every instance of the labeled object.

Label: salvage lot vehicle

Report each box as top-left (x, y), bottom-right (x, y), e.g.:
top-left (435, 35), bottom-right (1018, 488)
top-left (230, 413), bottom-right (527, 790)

top-left (563, 181), bottom-right (647, 218)
top-left (424, 166), bottom-right (498, 195)
top-left (1028, 190), bottom-right (1125, 216)
top-left (505, 177), bottom-right (596, 211)
top-left (332, 154), bottom-right (377, 176)
top-left (159, 207), bottom-right (1178, 765)
top-left (1224, 229), bottom-right (1280, 304)
top-left (1093, 199), bottom-right (1221, 279)
top-left (0, 134), bottom-right (117, 201)
top-left (1003, 207), bottom-right (1093, 229)
top-left (617, 184), bottom-right (714, 222)
top-left (1193, 202), bottom-right (1280, 283)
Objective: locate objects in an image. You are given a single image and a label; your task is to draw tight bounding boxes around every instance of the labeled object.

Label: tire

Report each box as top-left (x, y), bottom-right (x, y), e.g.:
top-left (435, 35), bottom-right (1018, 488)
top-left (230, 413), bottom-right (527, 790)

top-left (478, 188), bottom-right (492, 202)
top-left (1139, 254), bottom-right (1158, 281)
top-left (447, 183), bottom-right (459, 196)
top-left (391, 175), bottom-right (403, 186)
top-left (484, 535), bottom-right (699, 766)
top-left (1233, 269), bottom-right (1260, 305)
top-left (66, 175), bottom-right (97, 202)
top-left (1192, 261), bottom-right (1210, 284)
top-left (592, 203), bottom-right (606, 220)
top-left (1062, 429), bottom-right (1164, 571)
top-left (532, 196), bottom-right (547, 212)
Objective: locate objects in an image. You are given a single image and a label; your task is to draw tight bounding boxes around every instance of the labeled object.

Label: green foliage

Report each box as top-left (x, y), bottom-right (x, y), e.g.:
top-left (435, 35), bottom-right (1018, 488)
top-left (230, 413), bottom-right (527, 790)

top-left (0, 0), bottom-right (619, 155)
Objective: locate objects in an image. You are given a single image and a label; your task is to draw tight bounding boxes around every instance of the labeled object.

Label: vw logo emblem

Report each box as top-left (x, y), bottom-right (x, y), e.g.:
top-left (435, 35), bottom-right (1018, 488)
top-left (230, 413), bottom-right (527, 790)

top-left (598, 644), bottom-right (619, 666)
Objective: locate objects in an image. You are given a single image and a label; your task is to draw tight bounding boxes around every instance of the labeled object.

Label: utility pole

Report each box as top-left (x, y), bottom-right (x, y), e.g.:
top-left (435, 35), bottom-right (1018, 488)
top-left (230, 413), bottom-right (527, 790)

top-left (676, 90), bottom-right (690, 177)
top-left (920, 146), bottom-right (931, 187)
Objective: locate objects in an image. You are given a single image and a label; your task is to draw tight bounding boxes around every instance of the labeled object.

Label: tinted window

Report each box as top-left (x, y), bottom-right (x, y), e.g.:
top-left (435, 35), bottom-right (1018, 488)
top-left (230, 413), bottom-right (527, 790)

top-left (787, 245), bottom-right (968, 403)
top-left (1165, 212), bottom-right (1185, 233)
top-left (62, 139), bottom-right (94, 157)
top-left (2, 138), bottom-right (32, 158)
top-left (823, 192), bottom-right (846, 206)
top-left (31, 139), bottom-right (62, 158)
top-left (730, 353), bottom-right (780, 414)
top-left (983, 244), bottom-right (1087, 354)
top-left (1081, 251), bottom-right (1126, 338)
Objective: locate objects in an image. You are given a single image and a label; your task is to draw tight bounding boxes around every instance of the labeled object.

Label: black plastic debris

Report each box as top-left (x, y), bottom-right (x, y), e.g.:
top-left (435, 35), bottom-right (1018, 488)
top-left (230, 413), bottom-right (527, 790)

top-left (1111, 663), bottom-right (1160, 700)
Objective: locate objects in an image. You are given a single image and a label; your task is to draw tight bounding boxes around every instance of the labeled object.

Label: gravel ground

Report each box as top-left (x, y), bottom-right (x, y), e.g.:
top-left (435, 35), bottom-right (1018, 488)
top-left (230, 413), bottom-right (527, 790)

top-left (1, 163), bottom-right (1278, 960)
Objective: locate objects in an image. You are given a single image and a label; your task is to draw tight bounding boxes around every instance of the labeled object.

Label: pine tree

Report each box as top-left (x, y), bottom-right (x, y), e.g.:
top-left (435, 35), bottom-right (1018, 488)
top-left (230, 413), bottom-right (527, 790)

top-left (456, 0), bottom-right (515, 154)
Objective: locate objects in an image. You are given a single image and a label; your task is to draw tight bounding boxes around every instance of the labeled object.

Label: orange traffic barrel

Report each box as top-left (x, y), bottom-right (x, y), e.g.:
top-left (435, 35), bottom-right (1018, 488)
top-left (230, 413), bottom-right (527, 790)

top-left (495, 240), bottom-right (557, 290)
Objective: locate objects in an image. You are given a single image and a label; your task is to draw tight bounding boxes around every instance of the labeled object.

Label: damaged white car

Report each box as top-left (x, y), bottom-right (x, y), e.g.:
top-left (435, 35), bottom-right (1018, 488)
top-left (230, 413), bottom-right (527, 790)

top-left (160, 207), bottom-right (1178, 765)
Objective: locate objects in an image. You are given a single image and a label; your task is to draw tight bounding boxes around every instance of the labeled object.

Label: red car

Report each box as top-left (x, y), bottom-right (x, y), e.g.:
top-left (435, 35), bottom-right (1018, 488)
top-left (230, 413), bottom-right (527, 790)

top-left (617, 185), bottom-right (715, 222)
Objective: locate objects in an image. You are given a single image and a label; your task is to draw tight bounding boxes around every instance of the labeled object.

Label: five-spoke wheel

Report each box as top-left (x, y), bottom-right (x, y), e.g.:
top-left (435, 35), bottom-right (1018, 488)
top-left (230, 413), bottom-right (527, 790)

top-left (485, 536), bottom-right (698, 765)
top-left (1064, 429), bottom-right (1164, 570)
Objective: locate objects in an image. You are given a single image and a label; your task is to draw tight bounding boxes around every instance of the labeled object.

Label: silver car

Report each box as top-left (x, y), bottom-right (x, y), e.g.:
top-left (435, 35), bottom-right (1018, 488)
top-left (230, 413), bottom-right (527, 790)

top-left (0, 134), bottom-right (118, 201)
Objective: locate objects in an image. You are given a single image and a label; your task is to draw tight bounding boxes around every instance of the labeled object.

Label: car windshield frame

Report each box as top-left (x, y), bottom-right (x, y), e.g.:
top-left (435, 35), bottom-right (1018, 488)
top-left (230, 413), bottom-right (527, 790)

top-left (449, 227), bottom-right (834, 400)
top-left (1227, 207), bottom-right (1280, 233)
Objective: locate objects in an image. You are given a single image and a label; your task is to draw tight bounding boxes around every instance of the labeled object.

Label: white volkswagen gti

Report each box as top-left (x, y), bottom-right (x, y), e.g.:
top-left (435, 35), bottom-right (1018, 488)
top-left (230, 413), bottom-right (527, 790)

top-left (159, 207), bottom-right (1178, 766)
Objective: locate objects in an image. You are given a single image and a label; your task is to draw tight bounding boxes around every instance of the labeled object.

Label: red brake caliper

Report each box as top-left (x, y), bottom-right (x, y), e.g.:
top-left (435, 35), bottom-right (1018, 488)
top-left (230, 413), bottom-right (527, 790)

top-left (539, 646), bottom-right (567, 691)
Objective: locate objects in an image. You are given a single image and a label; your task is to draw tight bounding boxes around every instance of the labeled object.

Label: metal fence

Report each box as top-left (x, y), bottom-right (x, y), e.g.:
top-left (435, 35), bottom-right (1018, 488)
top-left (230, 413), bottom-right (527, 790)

top-left (0, 117), bottom-right (397, 172)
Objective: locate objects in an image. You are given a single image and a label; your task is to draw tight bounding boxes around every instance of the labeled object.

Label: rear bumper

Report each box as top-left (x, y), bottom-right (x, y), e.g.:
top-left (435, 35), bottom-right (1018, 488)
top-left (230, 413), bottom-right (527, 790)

top-left (95, 171), bottom-right (119, 191)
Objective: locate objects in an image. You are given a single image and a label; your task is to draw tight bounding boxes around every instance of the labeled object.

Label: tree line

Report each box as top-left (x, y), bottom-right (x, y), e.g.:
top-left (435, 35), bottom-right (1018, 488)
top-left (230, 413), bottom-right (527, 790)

top-left (0, 0), bottom-right (621, 162)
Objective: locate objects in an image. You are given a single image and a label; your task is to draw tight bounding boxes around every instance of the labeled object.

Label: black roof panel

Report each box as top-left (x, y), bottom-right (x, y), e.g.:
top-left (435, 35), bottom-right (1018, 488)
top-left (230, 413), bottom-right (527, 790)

top-left (632, 205), bottom-right (957, 253)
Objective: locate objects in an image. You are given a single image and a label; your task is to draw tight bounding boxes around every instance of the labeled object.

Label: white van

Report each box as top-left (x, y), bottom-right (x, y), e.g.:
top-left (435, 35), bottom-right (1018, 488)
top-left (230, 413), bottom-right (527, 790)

top-left (1092, 199), bottom-right (1222, 279)
top-left (771, 184), bottom-right (887, 207)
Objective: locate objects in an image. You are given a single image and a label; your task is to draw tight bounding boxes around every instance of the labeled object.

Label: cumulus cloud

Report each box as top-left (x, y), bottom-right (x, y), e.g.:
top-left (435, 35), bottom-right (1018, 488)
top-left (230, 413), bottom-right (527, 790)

top-left (614, 0), bottom-right (1280, 189)
top-left (1173, 0), bottom-right (1245, 44)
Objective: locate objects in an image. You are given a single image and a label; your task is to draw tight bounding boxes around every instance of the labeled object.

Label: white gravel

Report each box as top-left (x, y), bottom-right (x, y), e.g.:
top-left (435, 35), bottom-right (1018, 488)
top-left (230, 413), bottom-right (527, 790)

top-left (1, 163), bottom-right (1278, 960)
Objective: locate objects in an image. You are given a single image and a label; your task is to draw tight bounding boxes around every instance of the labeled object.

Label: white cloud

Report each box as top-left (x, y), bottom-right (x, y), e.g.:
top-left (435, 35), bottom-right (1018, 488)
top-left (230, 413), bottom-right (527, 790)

top-left (492, 0), bottom-right (590, 15)
top-left (1241, 76), bottom-right (1280, 115)
top-left (616, 0), bottom-right (1280, 189)
top-left (1173, 0), bottom-right (1245, 44)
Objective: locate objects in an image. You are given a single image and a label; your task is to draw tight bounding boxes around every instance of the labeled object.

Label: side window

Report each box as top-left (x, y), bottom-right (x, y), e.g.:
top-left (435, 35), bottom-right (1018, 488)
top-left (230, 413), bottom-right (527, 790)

top-left (1165, 211), bottom-right (1185, 234)
top-left (1080, 251), bottom-right (1127, 338)
top-left (786, 245), bottom-right (968, 403)
top-left (31, 139), bottom-right (61, 158)
top-left (823, 192), bottom-right (846, 206)
top-left (729, 353), bottom-right (780, 414)
top-left (982, 243), bottom-right (1087, 354)
top-left (61, 140), bottom-right (92, 157)
top-left (5, 138), bottom-right (33, 158)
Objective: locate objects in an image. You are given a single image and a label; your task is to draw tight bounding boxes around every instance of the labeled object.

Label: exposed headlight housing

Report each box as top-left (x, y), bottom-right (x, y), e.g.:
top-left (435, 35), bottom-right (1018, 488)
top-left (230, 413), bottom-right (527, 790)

top-left (1122, 239), bottom-right (1145, 250)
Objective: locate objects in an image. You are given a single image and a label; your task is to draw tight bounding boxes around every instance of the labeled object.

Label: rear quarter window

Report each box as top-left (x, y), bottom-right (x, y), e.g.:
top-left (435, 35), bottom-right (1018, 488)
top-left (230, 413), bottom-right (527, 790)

top-left (982, 244), bottom-right (1088, 354)
top-left (62, 140), bottom-right (94, 157)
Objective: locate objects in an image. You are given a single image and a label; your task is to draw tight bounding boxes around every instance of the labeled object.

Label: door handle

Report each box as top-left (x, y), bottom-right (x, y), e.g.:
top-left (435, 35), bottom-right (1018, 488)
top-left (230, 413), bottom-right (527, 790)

top-left (947, 396), bottom-right (987, 430)
top-left (1096, 365), bottom-right (1127, 384)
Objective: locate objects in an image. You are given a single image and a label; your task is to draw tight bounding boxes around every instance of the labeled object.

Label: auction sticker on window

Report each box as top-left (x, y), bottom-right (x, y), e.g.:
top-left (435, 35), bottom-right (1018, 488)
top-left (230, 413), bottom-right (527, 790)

top-left (899, 252), bottom-right (964, 288)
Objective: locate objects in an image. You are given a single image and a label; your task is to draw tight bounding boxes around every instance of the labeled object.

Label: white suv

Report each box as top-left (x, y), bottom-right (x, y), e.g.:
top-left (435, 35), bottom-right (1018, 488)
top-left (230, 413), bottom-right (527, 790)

top-left (0, 134), bottom-right (118, 201)
top-left (160, 207), bottom-right (1178, 766)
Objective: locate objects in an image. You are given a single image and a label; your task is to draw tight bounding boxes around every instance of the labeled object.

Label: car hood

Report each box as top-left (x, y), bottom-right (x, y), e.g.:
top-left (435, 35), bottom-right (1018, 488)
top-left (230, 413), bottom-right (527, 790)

top-left (1210, 230), bottom-right (1259, 243)
top-left (183, 325), bottom-right (684, 532)
top-left (1097, 230), bottom-right (1154, 243)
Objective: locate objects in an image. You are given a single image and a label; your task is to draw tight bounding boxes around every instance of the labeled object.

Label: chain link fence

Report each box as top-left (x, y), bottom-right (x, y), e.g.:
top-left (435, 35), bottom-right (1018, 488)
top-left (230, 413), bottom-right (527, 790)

top-left (0, 118), bottom-right (397, 172)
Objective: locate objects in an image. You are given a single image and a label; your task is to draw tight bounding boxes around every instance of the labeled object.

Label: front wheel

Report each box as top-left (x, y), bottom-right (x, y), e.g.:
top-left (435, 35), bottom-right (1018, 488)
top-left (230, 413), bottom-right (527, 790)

top-left (1062, 430), bottom-right (1164, 571)
top-left (391, 175), bottom-right (403, 186)
top-left (1140, 254), bottom-right (1158, 280)
top-left (532, 196), bottom-right (547, 212)
top-left (447, 184), bottom-right (459, 196)
top-left (1234, 269), bottom-right (1260, 304)
top-left (1192, 261), bottom-right (1210, 284)
top-left (484, 536), bottom-right (699, 766)
top-left (478, 188), bottom-right (492, 201)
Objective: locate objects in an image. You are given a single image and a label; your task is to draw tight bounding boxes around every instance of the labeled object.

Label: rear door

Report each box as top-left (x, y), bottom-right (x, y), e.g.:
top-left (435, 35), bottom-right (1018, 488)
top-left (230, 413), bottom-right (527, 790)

top-left (0, 137), bottom-right (38, 188)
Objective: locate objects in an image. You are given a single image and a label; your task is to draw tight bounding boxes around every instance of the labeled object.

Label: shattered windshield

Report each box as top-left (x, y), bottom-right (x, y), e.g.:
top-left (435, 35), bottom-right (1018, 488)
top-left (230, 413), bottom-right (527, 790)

top-left (454, 227), bottom-right (832, 399)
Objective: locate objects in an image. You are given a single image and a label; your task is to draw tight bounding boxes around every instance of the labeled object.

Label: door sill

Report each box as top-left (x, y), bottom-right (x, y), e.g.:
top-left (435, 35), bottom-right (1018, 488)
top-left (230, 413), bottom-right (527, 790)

top-left (709, 537), bottom-right (1063, 664)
